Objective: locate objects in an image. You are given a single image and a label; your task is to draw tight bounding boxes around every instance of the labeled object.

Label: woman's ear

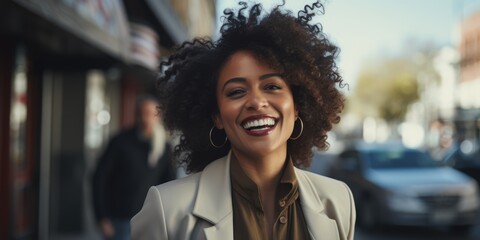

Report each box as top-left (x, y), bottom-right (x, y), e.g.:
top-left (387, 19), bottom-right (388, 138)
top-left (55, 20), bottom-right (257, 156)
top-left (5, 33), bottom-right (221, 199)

top-left (213, 114), bottom-right (224, 129)
top-left (294, 107), bottom-right (299, 120)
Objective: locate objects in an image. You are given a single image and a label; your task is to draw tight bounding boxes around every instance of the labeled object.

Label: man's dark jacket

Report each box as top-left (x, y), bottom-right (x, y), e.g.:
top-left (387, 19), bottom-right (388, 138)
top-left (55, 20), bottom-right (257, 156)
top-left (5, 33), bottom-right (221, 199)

top-left (92, 127), bottom-right (175, 221)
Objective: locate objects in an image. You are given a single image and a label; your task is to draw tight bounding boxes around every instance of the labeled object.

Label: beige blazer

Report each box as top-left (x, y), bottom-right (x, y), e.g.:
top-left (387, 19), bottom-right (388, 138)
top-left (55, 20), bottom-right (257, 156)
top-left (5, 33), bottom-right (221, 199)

top-left (131, 152), bottom-right (356, 240)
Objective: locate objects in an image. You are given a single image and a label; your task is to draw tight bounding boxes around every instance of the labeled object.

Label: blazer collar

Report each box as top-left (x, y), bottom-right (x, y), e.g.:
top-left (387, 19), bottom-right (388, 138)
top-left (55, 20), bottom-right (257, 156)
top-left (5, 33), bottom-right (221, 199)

top-left (294, 168), bottom-right (325, 212)
top-left (192, 151), bottom-right (234, 240)
top-left (295, 168), bottom-right (341, 240)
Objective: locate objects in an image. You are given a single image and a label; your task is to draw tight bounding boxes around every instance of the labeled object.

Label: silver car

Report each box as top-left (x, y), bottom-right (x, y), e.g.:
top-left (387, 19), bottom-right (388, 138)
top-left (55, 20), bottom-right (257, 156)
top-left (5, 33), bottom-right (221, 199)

top-left (329, 142), bottom-right (480, 232)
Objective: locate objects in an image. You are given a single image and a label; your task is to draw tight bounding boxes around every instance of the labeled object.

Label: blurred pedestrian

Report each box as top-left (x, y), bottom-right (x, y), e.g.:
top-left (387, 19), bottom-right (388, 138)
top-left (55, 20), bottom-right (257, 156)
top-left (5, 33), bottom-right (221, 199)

top-left (132, 1), bottom-right (355, 240)
top-left (93, 96), bottom-right (176, 240)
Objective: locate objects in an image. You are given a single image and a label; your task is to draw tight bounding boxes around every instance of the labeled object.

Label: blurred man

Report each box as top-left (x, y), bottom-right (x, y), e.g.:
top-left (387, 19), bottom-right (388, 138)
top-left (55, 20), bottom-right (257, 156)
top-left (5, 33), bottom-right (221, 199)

top-left (93, 96), bottom-right (176, 240)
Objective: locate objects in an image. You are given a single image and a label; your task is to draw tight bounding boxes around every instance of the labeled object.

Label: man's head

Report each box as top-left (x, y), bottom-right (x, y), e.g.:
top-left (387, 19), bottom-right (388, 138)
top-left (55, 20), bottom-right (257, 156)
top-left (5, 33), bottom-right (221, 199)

top-left (135, 96), bottom-right (160, 135)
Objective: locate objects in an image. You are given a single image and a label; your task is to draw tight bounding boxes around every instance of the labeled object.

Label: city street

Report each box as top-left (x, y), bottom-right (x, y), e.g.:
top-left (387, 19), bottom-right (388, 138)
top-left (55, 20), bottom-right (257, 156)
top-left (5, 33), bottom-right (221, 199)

top-left (308, 151), bottom-right (480, 240)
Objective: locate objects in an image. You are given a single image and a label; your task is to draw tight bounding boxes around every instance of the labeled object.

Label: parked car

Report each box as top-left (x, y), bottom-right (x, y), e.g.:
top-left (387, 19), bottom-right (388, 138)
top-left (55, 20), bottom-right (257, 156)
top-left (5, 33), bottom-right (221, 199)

top-left (328, 142), bottom-right (480, 232)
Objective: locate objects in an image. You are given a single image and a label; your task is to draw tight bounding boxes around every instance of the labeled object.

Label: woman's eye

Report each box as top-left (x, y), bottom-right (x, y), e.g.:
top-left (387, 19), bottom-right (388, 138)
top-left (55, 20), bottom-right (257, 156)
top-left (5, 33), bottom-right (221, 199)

top-left (265, 84), bottom-right (281, 90)
top-left (226, 89), bottom-right (245, 97)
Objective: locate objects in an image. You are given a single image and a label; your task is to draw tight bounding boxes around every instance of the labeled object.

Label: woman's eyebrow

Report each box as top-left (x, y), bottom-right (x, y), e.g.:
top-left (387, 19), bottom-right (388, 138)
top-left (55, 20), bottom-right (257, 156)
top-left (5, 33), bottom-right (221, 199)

top-left (222, 73), bottom-right (283, 90)
top-left (259, 73), bottom-right (283, 80)
top-left (223, 77), bottom-right (246, 90)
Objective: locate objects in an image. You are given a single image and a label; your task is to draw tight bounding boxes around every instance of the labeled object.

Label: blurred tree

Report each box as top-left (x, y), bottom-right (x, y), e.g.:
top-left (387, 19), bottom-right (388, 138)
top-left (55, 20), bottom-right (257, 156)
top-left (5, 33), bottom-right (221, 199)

top-left (347, 41), bottom-right (440, 123)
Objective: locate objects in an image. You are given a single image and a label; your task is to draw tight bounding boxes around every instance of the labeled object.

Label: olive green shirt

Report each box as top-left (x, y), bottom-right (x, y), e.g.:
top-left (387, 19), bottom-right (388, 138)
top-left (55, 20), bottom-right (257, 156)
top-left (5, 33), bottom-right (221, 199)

top-left (230, 157), bottom-right (311, 240)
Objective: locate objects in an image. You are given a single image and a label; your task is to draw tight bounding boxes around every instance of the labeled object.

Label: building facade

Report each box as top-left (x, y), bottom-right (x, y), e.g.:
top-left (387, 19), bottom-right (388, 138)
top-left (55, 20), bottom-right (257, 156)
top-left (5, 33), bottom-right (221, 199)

top-left (0, 0), bottom-right (215, 239)
top-left (457, 10), bottom-right (480, 153)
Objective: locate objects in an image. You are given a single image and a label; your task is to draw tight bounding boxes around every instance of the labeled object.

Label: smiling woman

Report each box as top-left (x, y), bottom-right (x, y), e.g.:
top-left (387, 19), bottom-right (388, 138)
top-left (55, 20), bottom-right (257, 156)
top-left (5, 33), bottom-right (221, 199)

top-left (131, 1), bottom-right (355, 240)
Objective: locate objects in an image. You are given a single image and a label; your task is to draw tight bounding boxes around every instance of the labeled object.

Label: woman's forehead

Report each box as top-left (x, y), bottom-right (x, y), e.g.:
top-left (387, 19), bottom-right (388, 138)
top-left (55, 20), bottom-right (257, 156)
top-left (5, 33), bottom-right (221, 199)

top-left (218, 51), bottom-right (276, 80)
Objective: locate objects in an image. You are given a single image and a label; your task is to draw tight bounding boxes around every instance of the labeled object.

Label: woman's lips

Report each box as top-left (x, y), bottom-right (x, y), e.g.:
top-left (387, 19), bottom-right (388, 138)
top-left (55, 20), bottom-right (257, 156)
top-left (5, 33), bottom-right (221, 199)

top-left (244, 125), bottom-right (276, 136)
top-left (240, 114), bottom-right (278, 136)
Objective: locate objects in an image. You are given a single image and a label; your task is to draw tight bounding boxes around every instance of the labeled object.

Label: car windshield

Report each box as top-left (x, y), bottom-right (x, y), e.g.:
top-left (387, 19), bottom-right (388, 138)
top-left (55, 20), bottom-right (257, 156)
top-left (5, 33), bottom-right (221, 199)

top-left (365, 149), bottom-right (440, 169)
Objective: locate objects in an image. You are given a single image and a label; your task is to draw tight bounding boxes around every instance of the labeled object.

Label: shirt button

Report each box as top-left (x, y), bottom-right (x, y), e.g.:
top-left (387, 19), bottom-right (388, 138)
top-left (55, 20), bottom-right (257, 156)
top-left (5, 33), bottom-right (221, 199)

top-left (279, 216), bottom-right (287, 224)
top-left (279, 200), bottom-right (286, 207)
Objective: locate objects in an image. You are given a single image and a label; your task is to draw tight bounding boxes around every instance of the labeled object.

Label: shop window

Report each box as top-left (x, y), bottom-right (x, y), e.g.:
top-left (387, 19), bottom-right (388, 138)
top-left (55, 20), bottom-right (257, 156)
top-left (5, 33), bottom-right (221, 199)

top-left (10, 46), bottom-right (33, 238)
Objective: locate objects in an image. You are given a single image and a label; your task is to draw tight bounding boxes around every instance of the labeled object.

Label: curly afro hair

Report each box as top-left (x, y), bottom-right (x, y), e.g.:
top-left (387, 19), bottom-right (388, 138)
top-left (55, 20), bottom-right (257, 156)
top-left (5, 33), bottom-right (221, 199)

top-left (158, 1), bottom-right (345, 173)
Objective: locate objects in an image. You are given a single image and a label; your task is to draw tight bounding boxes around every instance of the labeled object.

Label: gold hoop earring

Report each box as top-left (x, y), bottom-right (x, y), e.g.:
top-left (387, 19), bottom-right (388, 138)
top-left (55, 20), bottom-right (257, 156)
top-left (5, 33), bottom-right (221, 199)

top-left (209, 126), bottom-right (227, 148)
top-left (290, 117), bottom-right (304, 140)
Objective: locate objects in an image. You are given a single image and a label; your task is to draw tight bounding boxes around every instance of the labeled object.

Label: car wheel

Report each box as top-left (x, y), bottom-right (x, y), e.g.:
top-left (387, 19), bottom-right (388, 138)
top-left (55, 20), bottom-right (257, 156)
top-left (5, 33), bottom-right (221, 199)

top-left (359, 198), bottom-right (378, 230)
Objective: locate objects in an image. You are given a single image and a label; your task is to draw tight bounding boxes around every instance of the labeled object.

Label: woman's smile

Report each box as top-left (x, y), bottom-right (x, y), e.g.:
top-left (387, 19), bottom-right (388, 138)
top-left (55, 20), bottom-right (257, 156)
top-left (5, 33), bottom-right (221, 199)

top-left (241, 114), bottom-right (278, 136)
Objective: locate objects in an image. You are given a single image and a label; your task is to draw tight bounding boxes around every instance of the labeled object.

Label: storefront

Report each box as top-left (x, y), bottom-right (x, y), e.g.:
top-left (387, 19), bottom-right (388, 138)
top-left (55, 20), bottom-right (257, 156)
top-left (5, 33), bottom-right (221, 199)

top-left (0, 0), bottom-right (208, 239)
top-left (1, 1), bottom-right (130, 239)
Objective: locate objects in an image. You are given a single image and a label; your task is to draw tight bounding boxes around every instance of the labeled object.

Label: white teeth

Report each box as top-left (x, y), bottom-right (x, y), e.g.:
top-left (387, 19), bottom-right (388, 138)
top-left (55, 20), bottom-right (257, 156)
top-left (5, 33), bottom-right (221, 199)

top-left (243, 118), bottom-right (275, 129)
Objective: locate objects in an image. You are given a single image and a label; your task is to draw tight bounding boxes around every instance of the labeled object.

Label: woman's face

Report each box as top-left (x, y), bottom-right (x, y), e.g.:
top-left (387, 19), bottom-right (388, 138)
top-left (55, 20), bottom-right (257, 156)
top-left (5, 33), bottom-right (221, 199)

top-left (215, 50), bottom-right (297, 158)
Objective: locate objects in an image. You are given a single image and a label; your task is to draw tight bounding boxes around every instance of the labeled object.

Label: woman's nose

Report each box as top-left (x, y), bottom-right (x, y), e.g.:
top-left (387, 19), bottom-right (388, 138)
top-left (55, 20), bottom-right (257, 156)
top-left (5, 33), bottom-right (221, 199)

top-left (245, 90), bottom-right (268, 110)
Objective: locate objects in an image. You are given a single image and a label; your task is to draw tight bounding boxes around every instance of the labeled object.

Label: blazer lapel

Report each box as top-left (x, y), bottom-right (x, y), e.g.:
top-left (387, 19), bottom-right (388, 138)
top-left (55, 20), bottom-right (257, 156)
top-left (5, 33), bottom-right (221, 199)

top-left (192, 152), bottom-right (234, 240)
top-left (203, 217), bottom-right (234, 240)
top-left (295, 169), bottom-right (340, 240)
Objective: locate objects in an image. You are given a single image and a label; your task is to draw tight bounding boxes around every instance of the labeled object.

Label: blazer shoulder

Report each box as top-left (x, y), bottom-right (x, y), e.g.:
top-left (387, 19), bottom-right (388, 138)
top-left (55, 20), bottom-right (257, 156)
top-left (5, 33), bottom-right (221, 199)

top-left (131, 173), bottom-right (203, 240)
top-left (155, 172), bottom-right (201, 207)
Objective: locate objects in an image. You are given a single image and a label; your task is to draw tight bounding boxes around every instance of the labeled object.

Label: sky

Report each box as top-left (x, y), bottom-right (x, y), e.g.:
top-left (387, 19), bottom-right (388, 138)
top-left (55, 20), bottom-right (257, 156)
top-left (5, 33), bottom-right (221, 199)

top-left (216, 0), bottom-right (480, 88)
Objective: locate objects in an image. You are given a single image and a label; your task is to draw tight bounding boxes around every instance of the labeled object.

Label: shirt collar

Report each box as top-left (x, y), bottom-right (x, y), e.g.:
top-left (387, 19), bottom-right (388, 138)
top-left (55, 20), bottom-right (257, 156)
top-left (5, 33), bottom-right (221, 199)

top-left (279, 157), bottom-right (299, 207)
top-left (230, 155), bottom-right (299, 211)
top-left (230, 155), bottom-right (263, 210)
